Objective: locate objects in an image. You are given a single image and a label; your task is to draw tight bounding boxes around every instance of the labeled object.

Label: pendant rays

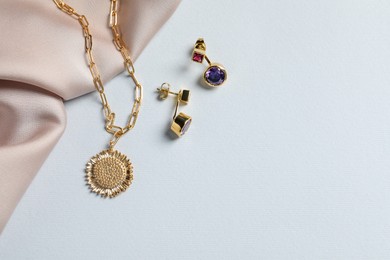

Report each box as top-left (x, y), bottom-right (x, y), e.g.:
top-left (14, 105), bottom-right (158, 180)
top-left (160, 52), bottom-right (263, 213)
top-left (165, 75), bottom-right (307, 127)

top-left (86, 149), bottom-right (133, 198)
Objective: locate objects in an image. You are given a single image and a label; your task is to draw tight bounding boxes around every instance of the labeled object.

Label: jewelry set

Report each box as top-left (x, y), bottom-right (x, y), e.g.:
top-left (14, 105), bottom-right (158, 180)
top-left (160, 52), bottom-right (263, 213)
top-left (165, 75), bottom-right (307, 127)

top-left (53, 0), bottom-right (227, 198)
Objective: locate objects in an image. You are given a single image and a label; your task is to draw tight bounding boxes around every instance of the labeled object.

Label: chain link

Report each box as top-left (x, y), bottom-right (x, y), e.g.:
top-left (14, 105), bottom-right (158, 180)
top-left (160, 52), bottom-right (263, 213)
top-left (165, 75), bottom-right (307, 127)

top-left (53, 0), bottom-right (143, 149)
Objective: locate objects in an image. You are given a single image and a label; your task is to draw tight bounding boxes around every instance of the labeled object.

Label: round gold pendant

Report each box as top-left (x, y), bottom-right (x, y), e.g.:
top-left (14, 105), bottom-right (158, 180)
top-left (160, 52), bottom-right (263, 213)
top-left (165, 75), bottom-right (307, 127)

top-left (85, 149), bottom-right (133, 198)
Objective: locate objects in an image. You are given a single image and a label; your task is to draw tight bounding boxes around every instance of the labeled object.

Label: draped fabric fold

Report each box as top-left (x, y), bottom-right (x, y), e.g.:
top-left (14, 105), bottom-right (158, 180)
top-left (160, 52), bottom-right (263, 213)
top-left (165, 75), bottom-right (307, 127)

top-left (0, 0), bottom-right (181, 233)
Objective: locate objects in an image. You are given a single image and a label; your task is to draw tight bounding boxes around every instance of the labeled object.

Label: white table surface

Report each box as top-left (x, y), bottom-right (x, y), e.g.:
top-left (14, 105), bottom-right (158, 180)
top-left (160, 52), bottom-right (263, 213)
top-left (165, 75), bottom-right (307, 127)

top-left (1, 0), bottom-right (390, 259)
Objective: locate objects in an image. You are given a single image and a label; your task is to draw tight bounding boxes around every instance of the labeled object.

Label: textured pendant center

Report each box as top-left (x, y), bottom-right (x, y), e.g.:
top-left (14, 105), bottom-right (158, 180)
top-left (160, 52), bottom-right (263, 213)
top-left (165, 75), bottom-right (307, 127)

top-left (93, 157), bottom-right (127, 189)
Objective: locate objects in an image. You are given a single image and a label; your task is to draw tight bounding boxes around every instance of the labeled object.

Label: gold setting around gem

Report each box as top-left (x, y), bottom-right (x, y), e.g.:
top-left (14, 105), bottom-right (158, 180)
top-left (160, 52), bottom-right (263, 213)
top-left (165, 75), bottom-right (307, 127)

top-left (171, 112), bottom-right (192, 137)
top-left (86, 150), bottom-right (133, 198)
top-left (203, 63), bottom-right (227, 87)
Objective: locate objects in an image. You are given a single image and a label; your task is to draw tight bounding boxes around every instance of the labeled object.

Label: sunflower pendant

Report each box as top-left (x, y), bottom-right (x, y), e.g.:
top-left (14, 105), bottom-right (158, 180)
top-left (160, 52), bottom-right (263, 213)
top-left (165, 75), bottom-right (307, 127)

top-left (86, 149), bottom-right (133, 198)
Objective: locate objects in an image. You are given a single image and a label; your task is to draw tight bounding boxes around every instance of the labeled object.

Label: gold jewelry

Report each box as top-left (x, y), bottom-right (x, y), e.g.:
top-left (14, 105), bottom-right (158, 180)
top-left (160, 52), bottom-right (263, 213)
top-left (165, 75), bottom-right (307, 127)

top-left (53, 0), bottom-right (142, 198)
top-left (157, 83), bottom-right (192, 137)
top-left (192, 38), bottom-right (227, 87)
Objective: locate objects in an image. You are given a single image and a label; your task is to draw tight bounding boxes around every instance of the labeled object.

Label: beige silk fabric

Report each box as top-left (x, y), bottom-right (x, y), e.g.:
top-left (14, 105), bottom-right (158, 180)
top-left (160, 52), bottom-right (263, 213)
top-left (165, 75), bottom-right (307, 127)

top-left (0, 0), bottom-right (181, 233)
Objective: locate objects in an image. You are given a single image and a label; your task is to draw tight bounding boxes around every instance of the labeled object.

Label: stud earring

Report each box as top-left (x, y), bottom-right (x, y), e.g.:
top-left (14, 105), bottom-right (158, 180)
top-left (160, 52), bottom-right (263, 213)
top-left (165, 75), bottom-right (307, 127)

top-left (192, 38), bottom-right (227, 87)
top-left (157, 83), bottom-right (192, 137)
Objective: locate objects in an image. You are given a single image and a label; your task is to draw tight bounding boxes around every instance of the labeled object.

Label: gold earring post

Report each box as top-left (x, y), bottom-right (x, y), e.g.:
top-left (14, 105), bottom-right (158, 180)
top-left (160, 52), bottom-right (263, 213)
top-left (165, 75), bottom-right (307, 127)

top-left (156, 83), bottom-right (192, 137)
top-left (157, 83), bottom-right (190, 104)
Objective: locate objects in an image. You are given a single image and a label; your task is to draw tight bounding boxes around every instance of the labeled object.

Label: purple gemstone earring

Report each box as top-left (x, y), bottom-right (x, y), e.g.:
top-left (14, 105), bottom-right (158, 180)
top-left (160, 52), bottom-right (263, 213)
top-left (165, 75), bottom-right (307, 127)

top-left (157, 83), bottom-right (192, 137)
top-left (192, 38), bottom-right (227, 87)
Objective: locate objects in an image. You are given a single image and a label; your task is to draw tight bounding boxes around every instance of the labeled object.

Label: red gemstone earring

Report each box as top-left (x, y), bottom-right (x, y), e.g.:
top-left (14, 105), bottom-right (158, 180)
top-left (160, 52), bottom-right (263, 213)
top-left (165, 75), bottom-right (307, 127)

top-left (157, 83), bottom-right (192, 137)
top-left (192, 38), bottom-right (227, 87)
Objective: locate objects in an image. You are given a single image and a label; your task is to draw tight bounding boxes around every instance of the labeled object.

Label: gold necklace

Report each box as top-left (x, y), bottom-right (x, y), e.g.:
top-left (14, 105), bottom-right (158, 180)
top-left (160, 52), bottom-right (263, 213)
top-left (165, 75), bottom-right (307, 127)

top-left (53, 0), bottom-right (143, 198)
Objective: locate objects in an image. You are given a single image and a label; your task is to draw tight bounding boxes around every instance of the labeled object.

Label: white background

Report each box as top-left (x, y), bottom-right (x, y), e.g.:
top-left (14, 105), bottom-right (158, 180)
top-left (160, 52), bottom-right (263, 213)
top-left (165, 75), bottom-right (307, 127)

top-left (2, 0), bottom-right (390, 259)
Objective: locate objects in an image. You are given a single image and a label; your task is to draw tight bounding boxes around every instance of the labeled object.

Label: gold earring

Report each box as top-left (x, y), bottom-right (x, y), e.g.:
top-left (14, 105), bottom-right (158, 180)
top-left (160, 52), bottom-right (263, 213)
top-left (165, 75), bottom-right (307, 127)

top-left (157, 83), bottom-right (192, 137)
top-left (192, 38), bottom-right (227, 87)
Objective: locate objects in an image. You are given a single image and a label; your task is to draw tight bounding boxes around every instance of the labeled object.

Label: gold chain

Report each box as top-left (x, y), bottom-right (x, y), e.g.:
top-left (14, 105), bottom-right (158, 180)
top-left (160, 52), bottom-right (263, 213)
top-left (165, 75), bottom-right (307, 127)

top-left (53, 0), bottom-right (143, 149)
